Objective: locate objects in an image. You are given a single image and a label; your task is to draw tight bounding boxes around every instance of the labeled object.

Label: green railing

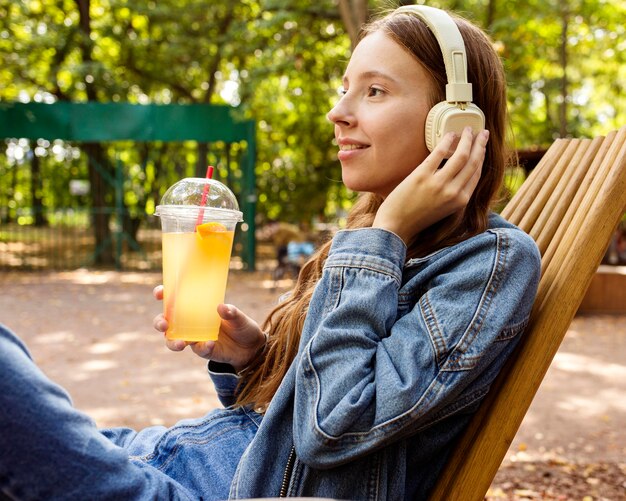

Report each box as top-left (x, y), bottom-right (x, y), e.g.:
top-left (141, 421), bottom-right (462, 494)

top-left (0, 102), bottom-right (257, 271)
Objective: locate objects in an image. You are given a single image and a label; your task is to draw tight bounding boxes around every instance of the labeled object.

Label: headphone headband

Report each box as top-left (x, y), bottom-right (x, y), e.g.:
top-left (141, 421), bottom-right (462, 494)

top-left (395, 5), bottom-right (473, 104)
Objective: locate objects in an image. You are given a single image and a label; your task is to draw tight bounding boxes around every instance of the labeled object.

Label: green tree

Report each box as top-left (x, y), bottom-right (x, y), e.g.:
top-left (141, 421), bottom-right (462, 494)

top-left (1, 0), bottom-right (624, 253)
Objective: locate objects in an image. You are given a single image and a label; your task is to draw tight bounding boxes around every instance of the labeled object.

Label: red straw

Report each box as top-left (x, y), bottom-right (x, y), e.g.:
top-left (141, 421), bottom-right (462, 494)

top-left (196, 165), bottom-right (214, 227)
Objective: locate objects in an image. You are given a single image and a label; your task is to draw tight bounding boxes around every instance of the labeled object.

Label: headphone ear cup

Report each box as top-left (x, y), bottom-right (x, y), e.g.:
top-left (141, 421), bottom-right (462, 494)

top-left (425, 101), bottom-right (486, 151)
top-left (424, 102), bottom-right (446, 152)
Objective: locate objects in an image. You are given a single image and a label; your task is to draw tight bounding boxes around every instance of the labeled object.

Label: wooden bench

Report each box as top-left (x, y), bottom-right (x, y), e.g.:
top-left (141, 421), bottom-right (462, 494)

top-left (429, 126), bottom-right (626, 500)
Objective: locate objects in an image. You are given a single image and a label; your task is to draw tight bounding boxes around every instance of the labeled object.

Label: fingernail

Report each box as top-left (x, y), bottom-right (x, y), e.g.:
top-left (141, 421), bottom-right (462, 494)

top-left (481, 129), bottom-right (490, 142)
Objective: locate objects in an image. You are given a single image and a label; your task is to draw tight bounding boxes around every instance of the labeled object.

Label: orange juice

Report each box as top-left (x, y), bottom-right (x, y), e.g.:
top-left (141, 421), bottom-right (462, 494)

top-left (162, 227), bottom-right (235, 341)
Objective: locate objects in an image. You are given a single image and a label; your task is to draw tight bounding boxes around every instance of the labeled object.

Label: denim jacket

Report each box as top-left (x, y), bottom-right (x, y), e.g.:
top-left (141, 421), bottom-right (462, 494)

top-left (212, 213), bottom-right (541, 500)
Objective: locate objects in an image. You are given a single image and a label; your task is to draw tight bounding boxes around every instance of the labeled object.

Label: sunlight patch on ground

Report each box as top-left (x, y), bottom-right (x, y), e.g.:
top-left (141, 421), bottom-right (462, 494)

top-left (118, 272), bottom-right (162, 285)
top-left (80, 359), bottom-right (118, 372)
top-left (87, 407), bottom-right (122, 425)
top-left (32, 330), bottom-right (76, 344)
top-left (556, 389), bottom-right (626, 416)
top-left (263, 278), bottom-right (291, 289)
top-left (552, 351), bottom-right (626, 380)
top-left (102, 292), bottom-right (135, 302)
top-left (57, 269), bottom-right (116, 284)
top-left (596, 388), bottom-right (626, 412)
top-left (151, 395), bottom-right (222, 422)
top-left (84, 394), bottom-right (221, 429)
top-left (113, 331), bottom-right (145, 342)
top-left (88, 341), bottom-right (120, 355)
top-left (54, 269), bottom-right (161, 286)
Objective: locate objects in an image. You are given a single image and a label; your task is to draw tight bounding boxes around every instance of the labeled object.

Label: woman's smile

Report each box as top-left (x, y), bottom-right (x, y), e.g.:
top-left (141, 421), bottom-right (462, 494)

top-left (337, 139), bottom-right (371, 160)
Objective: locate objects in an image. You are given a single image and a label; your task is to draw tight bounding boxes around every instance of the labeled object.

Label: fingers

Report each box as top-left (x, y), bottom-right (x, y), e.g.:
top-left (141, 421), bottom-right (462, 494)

top-left (439, 127), bottom-right (480, 176)
top-left (166, 338), bottom-right (188, 352)
top-left (453, 129), bottom-right (488, 187)
top-left (190, 341), bottom-right (215, 359)
top-left (217, 303), bottom-right (265, 353)
top-left (400, 128), bottom-right (471, 183)
top-left (428, 127), bottom-right (488, 211)
top-left (420, 131), bottom-right (459, 174)
top-left (217, 303), bottom-right (248, 327)
top-left (153, 313), bottom-right (168, 332)
top-left (153, 285), bottom-right (164, 300)
top-left (153, 312), bottom-right (188, 352)
top-left (217, 303), bottom-right (236, 320)
top-left (439, 128), bottom-right (488, 191)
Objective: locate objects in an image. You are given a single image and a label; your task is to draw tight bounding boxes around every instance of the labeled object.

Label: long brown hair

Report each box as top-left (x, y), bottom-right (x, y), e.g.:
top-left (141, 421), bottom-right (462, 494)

top-left (236, 10), bottom-right (509, 411)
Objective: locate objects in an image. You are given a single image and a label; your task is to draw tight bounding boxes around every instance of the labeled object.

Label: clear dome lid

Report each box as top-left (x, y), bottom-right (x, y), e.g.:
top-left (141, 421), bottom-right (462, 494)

top-left (155, 177), bottom-right (243, 222)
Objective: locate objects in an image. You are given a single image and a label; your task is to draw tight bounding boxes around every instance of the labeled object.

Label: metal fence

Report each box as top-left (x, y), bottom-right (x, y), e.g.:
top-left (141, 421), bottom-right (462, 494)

top-left (0, 102), bottom-right (258, 272)
top-left (0, 207), bottom-right (163, 271)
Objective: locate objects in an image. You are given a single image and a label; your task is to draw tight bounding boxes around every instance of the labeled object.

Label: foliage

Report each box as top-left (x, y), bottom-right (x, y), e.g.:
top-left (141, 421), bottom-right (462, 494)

top-left (1, 0), bottom-right (624, 231)
top-left (442, 0), bottom-right (626, 147)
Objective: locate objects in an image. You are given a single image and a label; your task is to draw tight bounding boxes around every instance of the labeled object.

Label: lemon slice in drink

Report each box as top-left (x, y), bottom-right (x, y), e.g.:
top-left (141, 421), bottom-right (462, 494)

top-left (196, 222), bottom-right (227, 238)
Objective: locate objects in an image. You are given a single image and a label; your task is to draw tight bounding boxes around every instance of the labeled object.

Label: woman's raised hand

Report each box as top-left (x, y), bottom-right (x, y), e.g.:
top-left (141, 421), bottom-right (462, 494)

top-left (372, 126), bottom-right (489, 244)
top-left (152, 285), bottom-right (266, 372)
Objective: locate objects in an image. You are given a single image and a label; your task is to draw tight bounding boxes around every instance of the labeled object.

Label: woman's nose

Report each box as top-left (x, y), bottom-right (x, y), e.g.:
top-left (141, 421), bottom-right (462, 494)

top-left (327, 97), bottom-right (354, 127)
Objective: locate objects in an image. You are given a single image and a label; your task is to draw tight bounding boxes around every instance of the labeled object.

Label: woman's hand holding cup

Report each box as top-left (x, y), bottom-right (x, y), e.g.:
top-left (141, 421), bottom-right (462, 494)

top-left (152, 285), bottom-right (266, 372)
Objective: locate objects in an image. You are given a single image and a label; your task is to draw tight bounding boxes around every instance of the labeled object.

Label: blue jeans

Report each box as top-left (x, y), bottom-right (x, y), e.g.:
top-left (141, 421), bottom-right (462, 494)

top-left (0, 324), bottom-right (260, 500)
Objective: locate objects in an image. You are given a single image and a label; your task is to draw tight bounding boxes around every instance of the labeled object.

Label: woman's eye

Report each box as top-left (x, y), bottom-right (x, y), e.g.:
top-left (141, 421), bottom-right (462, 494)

top-left (367, 86), bottom-right (384, 97)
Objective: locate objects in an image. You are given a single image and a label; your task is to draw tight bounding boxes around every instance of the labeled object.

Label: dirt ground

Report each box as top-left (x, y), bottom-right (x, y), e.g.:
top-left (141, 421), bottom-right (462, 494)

top-left (0, 269), bottom-right (624, 500)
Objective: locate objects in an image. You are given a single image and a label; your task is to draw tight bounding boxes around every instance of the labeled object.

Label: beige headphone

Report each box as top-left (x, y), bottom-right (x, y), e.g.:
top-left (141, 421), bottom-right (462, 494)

top-left (395, 4), bottom-right (485, 151)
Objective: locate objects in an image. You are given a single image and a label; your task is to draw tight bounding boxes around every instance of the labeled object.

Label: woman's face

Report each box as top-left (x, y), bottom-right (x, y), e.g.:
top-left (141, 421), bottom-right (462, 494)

top-left (327, 30), bottom-right (436, 198)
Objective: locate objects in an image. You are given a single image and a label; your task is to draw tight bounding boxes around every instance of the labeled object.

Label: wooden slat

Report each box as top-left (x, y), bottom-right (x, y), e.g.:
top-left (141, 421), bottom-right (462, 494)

top-left (503, 138), bottom-right (574, 227)
top-left (534, 137), bottom-right (603, 254)
top-left (517, 139), bottom-right (583, 240)
top-left (532, 138), bottom-right (603, 255)
top-left (541, 130), bottom-right (619, 272)
top-left (428, 126), bottom-right (626, 501)
top-left (503, 139), bottom-right (568, 222)
top-left (537, 127), bottom-right (626, 308)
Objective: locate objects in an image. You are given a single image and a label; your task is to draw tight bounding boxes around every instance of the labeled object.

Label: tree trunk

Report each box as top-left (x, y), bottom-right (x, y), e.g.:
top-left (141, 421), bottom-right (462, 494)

top-left (195, 4), bottom-right (235, 177)
top-left (337, 0), bottom-right (370, 48)
top-left (122, 144), bottom-right (150, 243)
top-left (84, 142), bottom-right (114, 265)
top-left (545, 91), bottom-right (553, 135)
top-left (8, 163), bottom-right (17, 223)
top-left (30, 151), bottom-right (47, 226)
top-left (75, 0), bottom-right (115, 265)
top-left (152, 146), bottom-right (165, 211)
top-left (485, 0), bottom-right (497, 29)
top-left (196, 142), bottom-right (209, 177)
top-left (559, 2), bottom-right (569, 138)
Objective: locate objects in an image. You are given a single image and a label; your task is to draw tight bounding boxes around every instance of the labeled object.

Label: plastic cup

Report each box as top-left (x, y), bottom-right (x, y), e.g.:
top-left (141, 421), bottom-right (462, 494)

top-left (155, 177), bottom-right (243, 342)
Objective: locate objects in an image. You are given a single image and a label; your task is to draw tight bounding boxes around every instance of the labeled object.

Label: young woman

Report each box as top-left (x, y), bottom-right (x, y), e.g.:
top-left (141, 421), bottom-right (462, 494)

top-left (0, 5), bottom-right (541, 501)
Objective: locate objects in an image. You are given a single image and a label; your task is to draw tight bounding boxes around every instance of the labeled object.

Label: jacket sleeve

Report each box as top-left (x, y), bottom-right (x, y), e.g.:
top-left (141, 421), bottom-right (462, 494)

top-left (292, 226), bottom-right (541, 468)
top-left (207, 361), bottom-right (241, 408)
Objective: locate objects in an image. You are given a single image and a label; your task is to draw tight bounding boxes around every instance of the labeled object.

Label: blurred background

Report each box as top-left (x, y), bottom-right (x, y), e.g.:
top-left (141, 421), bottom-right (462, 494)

top-left (1, 0), bottom-right (624, 273)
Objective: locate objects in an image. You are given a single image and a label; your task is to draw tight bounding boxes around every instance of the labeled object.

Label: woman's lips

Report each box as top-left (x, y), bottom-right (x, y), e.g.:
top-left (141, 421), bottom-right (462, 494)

top-left (337, 141), bottom-right (370, 161)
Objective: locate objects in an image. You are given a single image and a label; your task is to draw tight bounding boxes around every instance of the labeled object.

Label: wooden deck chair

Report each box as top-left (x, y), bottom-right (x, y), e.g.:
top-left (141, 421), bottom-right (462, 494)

top-left (429, 125), bottom-right (626, 500)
